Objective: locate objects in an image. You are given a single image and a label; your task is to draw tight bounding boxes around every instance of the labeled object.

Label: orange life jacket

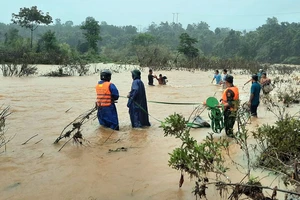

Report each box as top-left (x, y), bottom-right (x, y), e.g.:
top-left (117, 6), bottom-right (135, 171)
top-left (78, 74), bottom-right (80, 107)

top-left (96, 82), bottom-right (112, 107)
top-left (221, 86), bottom-right (239, 111)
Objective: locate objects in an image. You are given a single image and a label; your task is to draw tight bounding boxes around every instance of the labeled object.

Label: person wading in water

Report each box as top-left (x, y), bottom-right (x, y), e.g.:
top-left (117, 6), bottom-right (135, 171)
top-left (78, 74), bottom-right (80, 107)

top-left (220, 75), bottom-right (239, 137)
top-left (95, 69), bottom-right (120, 130)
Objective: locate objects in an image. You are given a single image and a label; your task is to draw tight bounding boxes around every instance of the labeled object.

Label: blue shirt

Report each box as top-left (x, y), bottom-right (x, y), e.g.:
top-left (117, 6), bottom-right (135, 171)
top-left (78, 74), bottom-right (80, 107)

top-left (214, 74), bottom-right (221, 84)
top-left (250, 82), bottom-right (261, 105)
top-left (222, 74), bottom-right (228, 82)
top-left (257, 72), bottom-right (262, 82)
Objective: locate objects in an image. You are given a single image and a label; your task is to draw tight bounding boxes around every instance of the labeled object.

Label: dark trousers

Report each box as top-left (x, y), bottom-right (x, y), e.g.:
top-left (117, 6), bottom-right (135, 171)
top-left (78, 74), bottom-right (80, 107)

top-left (250, 104), bottom-right (259, 117)
top-left (224, 109), bottom-right (236, 137)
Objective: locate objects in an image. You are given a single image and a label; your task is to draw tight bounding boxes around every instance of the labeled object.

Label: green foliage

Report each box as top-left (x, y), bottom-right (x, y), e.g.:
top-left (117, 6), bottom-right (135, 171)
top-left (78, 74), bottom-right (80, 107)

top-left (186, 22), bottom-right (214, 56)
top-left (253, 115), bottom-right (300, 174)
top-left (4, 28), bottom-right (21, 47)
top-left (11, 6), bottom-right (52, 29)
top-left (282, 56), bottom-right (300, 64)
top-left (3, 13), bottom-right (300, 68)
top-left (177, 33), bottom-right (199, 59)
top-left (161, 107), bottom-right (300, 199)
top-left (37, 30), bottom-right (59, 52)
top-left (277, 87), bottom-right (300, 106)
top-left (134, 45), bottom-right (173, 69)
top-left (218, 30), bottom-right (242, 59)
top-left (132, 33), bottom-right (155, 46)
top-left (80, 17), bottom-right (101, 52)
top-left (12, 6), bottom-right (53, 48)
top-left (161, 113), bottom-right (229, 178)
top-left (161, 113), bottom-right (187, 138)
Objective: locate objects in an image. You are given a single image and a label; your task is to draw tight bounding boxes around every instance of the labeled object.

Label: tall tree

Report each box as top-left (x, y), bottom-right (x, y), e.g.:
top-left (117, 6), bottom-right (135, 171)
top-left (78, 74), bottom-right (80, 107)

top-left (80, 17), bottom-right (101, 52)
top-left (222, 30), bottom-right (242, 58)
top-left (37, 30), bottom-right (59, 52)
top-left (177, 33), bottom-right (199, 59)
top-left (11, 6), bottom-right (53, 49)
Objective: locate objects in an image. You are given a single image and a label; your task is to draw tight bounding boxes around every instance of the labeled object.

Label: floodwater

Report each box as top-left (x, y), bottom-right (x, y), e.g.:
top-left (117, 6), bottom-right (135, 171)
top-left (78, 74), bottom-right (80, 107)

top-left (0, 64), bottom-right (298, 200)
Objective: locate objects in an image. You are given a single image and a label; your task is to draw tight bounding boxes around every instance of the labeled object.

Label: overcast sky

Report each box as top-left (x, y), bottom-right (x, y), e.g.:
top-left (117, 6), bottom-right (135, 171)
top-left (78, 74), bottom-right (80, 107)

top-left (1, 0), bottom-right (300, 31)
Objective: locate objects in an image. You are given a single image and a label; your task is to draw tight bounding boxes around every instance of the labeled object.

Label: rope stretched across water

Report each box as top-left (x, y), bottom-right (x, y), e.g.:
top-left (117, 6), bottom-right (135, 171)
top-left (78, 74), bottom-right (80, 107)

top-left (120, 95), bottom-right (230, 134)
top-left (119, 95), bottom-right (203, 123)
top-left (119, 95), bottom-right (202, 106)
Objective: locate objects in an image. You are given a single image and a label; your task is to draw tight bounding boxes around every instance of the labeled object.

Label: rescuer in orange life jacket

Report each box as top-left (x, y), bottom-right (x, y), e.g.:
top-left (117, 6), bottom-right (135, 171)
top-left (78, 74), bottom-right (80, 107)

top-left (220, 75), bottom-right (239, 137)
top-left (95, 69), bottom-right (119, 130)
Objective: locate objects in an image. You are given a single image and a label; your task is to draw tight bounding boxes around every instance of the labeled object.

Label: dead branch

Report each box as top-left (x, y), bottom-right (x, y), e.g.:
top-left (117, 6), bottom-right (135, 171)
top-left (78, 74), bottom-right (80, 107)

top-left (0, 133), bottom-right (16, 151)
top-left (65, 107), bottom-right (72, 113)
top-left (22, 134), bottom-right (38, 145)
top-left (102, 129), bottom-right (116, 144)
top-left (58, 137), bottom-right (73, 152)
top-left (54, 106), bottom-right (97, 144)
top-left (228, 173), bottom-right (249, 199)
top-left (216, 182), bottom-right (300, 197)
top-left (34, 139), bottom-right (43, 144)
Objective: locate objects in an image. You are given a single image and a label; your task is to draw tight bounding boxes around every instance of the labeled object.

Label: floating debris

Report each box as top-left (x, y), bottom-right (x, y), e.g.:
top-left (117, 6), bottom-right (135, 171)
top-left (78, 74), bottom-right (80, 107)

top-left (108, 147), bottom-right (128, 153)
top-left (54, 106), bottom-right (97, 151)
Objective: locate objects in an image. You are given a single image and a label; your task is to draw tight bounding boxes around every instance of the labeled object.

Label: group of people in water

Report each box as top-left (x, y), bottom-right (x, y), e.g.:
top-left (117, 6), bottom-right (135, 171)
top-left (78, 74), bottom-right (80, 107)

top-left (95, 68), bottom-right (168, 131)
top-left (148, 69), bottom-right (168, 86)
top-left (95, 67), bottom-right (272, 138)
top-left (95, 69), bottom-right (152, 130)
top-left (209, 68), bottom-right (273, 137)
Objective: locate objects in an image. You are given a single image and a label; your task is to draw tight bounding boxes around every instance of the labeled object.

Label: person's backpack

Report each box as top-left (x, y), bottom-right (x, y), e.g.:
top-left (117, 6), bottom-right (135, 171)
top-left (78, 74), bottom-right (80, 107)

top-left (262, 84), bottom-right (274, 94)
top-left (162, 76), bottom-right (167, 84)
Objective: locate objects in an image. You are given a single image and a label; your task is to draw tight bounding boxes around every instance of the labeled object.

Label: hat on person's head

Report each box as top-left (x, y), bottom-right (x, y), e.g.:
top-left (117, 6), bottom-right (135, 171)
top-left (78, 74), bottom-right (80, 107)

top-left (225, 75), bottom-right (233, 84)
top-left (259, 69), bottom-right (263, 72)
top-left (252, 74), bottom-right (258, 81)
top-left (100, 69), bottom-right (112, 81)
top-left (131, 69), bottom-right (141, 79)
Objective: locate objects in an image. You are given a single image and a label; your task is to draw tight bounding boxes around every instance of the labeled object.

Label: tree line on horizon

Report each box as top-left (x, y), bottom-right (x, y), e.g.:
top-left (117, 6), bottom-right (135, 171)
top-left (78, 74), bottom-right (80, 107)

top-left (0, 6), bottom-right (300, 71)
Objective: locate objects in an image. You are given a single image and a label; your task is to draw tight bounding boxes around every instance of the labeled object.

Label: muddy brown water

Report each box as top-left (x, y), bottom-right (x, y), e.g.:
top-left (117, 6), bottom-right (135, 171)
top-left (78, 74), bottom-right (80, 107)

top-left (0, 64), bottom-right (298, 200)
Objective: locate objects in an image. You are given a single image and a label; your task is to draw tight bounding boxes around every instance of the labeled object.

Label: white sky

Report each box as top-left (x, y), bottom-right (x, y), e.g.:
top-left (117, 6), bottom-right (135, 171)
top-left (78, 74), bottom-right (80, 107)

top-left (1, 0), bottom-right (300, 31)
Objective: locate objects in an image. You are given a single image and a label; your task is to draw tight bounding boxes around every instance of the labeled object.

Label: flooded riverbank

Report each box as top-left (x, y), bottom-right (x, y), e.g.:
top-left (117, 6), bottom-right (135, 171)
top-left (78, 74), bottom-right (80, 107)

top-left (1, 63), bottom-right (299, 200)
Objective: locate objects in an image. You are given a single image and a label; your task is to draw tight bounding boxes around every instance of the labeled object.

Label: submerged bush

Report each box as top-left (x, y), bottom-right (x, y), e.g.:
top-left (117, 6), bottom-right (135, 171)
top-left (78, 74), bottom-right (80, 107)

top-left (0, 106), bottom-right (11, 151)
top-left (253, 116), bottom-right (300, 173)
top-left (0, 63), bottom-right (37, 77)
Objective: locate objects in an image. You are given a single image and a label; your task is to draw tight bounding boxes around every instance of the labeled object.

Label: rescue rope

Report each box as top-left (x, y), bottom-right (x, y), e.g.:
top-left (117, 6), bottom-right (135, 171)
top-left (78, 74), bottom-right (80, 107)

top-left (119, 96), bottom-right (201, 105)
top-left (147, 100), bottom-right (201, 105)
top-left (120, 95), bottom-right (203, 124)
top-left (132, 100), bottom-right (162, 123)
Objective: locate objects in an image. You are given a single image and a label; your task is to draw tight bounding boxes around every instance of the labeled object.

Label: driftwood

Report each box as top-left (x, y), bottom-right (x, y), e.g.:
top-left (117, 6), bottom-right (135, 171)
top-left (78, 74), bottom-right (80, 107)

top-left (22, 134), bottom-right (38, 145)
top-left (34, 139), bottom-right (43, 144)
top-left (108, 147), bottom-right (127, 153)
top-left (54, 106), bottom-right (97, 152)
